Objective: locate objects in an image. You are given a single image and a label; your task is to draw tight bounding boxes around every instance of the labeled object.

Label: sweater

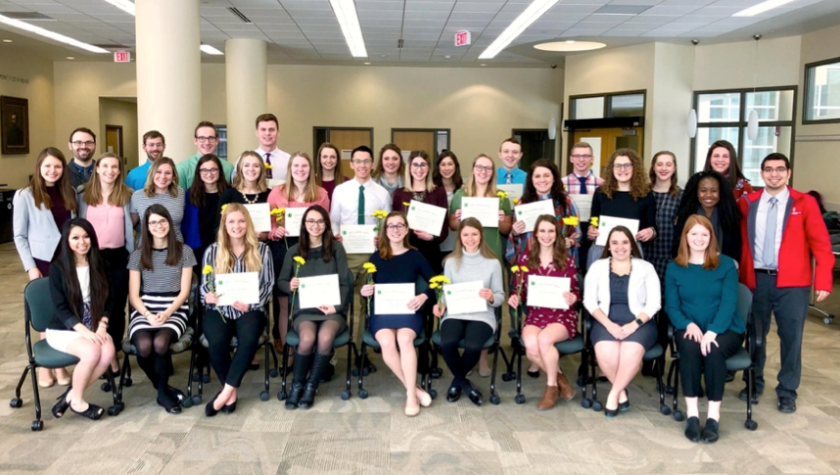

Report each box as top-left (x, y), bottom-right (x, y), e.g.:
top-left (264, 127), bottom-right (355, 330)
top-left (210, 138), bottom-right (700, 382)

top-left (664, 256), bottom-right (745, 335)
top-left (441, 250), bottom-right (504, 331)
top-left (277, 242), bottom-right (353, 318)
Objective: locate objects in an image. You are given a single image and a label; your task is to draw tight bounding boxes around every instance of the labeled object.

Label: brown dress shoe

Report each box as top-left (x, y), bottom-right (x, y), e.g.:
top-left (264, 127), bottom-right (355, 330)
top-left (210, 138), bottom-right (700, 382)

top-left (556, 372), bottom-right (576, 401)
top-left (537, 384), bottom-right (559, 411)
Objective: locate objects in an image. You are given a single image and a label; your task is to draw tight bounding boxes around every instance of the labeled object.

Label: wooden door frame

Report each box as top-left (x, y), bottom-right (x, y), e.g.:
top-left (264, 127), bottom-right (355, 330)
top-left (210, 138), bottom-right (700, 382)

top-left (105, 124), bottom-right (124, 164)
top-left (511, 128), bottom-right (558, 168)
top-left (312, 126), bottom-right (375, 154)
top-left (390, 128), bottom-right (451, 157)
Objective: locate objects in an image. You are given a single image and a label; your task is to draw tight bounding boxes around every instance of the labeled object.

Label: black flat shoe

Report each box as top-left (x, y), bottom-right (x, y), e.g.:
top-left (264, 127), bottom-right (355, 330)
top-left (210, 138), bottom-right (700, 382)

top-left (685, 416), bottom-right (701, 442)
top-left (446, 383), bottom-right (462, 403)
top-left (702, 418), bottom-right (719, 443)
top-left (221, 400), bottom-right (237, 414)
top-left (778, 397), bottom-right (796, 413)
top-left (157, 396), bottom-right (182, 415)
top-left (167, 385), bottom-right (186, 404)
top-left (527, 369), bottom-right (540, 378)
top-left (739, 387), bottom-right (761, 404)
top-left (604, 407), bottom-right (619, 418)
top-left (619, 391), bottom-right (630, 412)
top-left (205, 391), bottom-right (224, 417)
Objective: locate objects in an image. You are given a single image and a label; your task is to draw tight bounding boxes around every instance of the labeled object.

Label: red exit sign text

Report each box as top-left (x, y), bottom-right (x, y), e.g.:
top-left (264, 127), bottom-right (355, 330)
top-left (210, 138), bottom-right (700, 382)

top-left (455, 31), bottom-right (471, 47)
top-left (114, 51), bottom-right (131, 63)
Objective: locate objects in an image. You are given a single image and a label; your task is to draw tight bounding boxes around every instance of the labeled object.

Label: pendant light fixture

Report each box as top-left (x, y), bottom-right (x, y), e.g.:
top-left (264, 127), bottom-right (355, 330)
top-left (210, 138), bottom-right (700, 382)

top-left (687, 39), bottom-right (699, 138)
top-left (747, 34), bottom-right (762, 141)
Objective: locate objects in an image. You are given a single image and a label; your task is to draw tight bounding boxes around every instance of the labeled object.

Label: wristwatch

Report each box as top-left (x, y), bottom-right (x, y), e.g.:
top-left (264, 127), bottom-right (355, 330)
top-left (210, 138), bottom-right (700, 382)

top-left (635, 317), bottom-right (644, 327)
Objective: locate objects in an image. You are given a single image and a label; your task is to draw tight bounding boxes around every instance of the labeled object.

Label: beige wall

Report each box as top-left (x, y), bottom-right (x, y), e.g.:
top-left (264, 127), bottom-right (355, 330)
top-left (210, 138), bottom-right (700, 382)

top-left (99, 98), bottom-right (139, 169)
top-left (693, 36), bottom-right (801, 91)
top-left (651, 43), bottom-right (695, 182)
top-left (0, 46), bottom-right (55, 189)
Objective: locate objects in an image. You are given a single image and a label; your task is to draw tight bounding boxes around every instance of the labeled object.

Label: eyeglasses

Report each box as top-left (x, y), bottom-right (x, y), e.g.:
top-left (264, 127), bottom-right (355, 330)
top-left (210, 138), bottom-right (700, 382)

top-left (410, 163), bottom-right (428, 168)
top-left (71, 141), bottom-right (95, 147)
top-left (613, 163), bottom-right (633, 170)
top-left (474, 165), bottom-right (494, 173)
top-left (199, 168), bottom-right (219, 175)
top-left (386, 224), bottom-right (407, 231)
top-left (195, 136), bottom-right (218, 143)
top-left (762, 166), bottom-right (788, 174)
top-left (305, 219), bottom-right (326, 226)
top-left (147, 219), bottom-right (169, 228)
top-left (351, 159), bottom-right (372, 165)
top-left (570, 154), bottom-right (592, 159)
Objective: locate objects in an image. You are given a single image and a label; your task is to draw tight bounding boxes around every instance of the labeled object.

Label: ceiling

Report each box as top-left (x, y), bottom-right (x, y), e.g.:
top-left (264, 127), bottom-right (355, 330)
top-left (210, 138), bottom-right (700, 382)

top-left (1, 0), bottom-right (839, 66)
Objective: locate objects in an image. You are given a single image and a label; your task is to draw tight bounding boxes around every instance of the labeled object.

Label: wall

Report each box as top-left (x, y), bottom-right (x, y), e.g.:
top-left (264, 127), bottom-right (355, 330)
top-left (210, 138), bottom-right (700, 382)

top-left (650, 43), bottom-right (695, 183)
top-left (693, 36), bottom-right (801, 91)
top-left (0, 45), bottom-right (55, 189)
top-left (99, 98), bottom-right (139, 169)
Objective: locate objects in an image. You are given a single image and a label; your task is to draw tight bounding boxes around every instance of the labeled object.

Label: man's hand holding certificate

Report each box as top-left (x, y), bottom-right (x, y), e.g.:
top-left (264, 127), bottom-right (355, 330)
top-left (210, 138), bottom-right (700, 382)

top-left (514, 199), bottom-right (555, 234)
top-left (216, 272), bottom-right (260, 306)
top-left (339, 224), bottom-right (377, 254)
top-left (298, 274), bottom-right (342, 310)
top-left (406, 200), bottom-right (447, 237)
top-left (443, 281), bottom-right (487, 315)
top-left (461, 197), bottom-right (500, 228)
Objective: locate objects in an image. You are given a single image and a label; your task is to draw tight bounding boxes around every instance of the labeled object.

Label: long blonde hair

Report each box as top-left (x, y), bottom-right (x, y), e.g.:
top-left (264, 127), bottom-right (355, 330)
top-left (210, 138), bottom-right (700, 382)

top-left (232, 151), bottom-right (268, 192)
top-left (83, 153), bottom-right (132, 207)
top-left (282, 152), bottom-right (321, 203)
top-left (215, 203), bottom-right (263, 274)
top-left (143, 157), bottom-right (179, 198)
top-left (463, 154), bottom-right (498, 197)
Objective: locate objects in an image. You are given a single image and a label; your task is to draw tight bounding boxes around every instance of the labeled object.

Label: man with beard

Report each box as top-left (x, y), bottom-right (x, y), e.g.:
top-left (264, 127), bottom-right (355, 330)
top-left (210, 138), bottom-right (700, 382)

top-left (177, 121), bottom-right (234, 189)
top-left (67, 127), bottom-right (97, 188)
top-left (125, 130), bottom-right (166, 191)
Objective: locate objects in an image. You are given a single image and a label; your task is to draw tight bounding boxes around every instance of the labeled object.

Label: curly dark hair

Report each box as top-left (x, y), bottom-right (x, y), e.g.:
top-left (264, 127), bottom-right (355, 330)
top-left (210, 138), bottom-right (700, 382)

top-left (672, 170), bottom-right (741, 260)
top-left (600, 148), bottom-right (650, 200)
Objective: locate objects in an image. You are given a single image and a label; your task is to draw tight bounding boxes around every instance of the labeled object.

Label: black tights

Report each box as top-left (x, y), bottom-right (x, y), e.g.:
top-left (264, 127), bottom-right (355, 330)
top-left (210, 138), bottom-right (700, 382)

top-left (132, 328), bottom-right (175, 397)
top-left (296, 320), bottom-right (341, 356)
top-left (439, 319), bottom-right (493, 390)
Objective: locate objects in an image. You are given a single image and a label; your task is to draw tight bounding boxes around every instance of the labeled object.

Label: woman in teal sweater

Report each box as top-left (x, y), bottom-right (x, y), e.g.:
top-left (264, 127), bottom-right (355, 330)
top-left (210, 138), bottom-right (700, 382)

top-left (665, 215), bottom-right (744, 444)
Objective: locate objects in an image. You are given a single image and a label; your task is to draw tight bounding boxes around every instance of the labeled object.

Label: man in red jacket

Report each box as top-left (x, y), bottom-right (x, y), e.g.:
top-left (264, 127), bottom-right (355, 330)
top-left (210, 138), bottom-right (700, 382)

top-left (738, 153), bottom-right (834, 413)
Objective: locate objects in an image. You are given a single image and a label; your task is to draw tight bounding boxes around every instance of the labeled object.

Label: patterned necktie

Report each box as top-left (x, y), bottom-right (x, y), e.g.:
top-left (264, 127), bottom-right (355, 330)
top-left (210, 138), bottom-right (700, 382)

top-left (505, 172), bottom-right (512, 185)
top-left (762, 197), bottom-right (778, 269)
top-left (358, 185), bottom-right (365, 225)
top-left (578, 175), bottom-right (588, 194)
top-left (265, 153), bottom-right (272, 179)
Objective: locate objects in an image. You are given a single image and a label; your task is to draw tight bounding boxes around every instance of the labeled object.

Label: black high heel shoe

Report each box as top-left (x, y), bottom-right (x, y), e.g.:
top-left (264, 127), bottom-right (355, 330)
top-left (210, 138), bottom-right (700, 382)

top-left (51, 386), bottom-right (73, 419)
top-left (205, 391), bottom-right (224, 417)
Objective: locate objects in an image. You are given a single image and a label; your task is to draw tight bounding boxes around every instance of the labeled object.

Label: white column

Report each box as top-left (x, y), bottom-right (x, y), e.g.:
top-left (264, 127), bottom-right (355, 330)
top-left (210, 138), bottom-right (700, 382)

top-left (225, 38), bottom-right (267, 161)
top-left (135, 0), bottom-right (201, 164)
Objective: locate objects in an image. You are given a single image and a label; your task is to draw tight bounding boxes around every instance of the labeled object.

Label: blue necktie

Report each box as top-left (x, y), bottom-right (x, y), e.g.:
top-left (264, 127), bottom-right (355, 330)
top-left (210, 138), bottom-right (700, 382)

top-left (762, 197), bottom-right (778, 269)
top-left (578, 175), bottom-right (588, 194)
top-left (505, 172), bottom-right (512, 185)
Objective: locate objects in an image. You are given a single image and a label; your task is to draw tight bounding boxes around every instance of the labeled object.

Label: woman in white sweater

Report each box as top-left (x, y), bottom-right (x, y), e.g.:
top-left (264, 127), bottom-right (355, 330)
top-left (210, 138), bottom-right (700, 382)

top-left (583, 226), bottom-right (661, 418)
top-left (433, 217), bottom-right (504, 407)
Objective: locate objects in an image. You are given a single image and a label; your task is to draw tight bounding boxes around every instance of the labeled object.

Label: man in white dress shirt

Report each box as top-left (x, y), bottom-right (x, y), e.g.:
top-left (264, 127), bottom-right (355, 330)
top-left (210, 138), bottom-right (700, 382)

top-left (233, 113), bottom-right (291, 184)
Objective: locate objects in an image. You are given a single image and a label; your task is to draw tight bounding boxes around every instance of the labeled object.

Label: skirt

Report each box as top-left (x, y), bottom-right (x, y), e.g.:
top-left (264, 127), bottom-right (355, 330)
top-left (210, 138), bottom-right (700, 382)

top-left (128, 291), bottom-right (189, 340)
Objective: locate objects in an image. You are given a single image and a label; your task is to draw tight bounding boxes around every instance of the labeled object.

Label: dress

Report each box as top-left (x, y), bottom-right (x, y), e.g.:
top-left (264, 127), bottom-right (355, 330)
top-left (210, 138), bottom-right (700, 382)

top-left (517, 253), bottom-right (580, 337)
top-left (392, 187), bottom-right (449, 274)
top-left (589, 271), bottom-right (657, 349)
top-left (367, 249), bottom-right (435, 335)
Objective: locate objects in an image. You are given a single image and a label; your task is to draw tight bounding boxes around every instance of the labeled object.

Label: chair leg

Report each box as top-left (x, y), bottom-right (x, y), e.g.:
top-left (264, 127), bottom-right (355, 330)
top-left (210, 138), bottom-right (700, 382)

top-left (342, 343), bottom-right (354, 400)
top-left (28, 364), bottom-right (42, 428)
top-left (13, 365), bottom-right (29, 401)
top-left (745, 368), bottom-right (758, 430)
top-left (106, 368), bottom-right (123, 416)
top-left (488, 343), bottom-right (501, 405)
top-left (656, 355), bottom-right (669, 416)
top-left (357, 341), bottom-right (368, 395)
top-left (277, 342), bottom-right (290, 400)
top-left (186, 345), bottom-right (197, 403)
top-left (590, 352), bottom-right (601, 411)
top-left (515, 342), bottom-right (523, 398)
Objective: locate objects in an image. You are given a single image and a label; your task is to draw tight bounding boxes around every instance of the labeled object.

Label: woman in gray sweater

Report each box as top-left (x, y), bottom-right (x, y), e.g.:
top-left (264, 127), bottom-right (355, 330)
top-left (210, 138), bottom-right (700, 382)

top-left (433, 217), bottom-right (504, 406)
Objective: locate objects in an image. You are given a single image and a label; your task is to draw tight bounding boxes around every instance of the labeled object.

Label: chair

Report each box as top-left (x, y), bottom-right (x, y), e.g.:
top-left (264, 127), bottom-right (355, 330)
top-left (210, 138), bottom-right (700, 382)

top-left (356, 276), bottom-right (434, 399)
top-left (579, 308), bottom-right (670, 415)
top-left (506, 303), bottom-right (586, 404)
top-left (665, 283), bottom-right (760, 430)
top-left (9, 278), bottom-right (122, 431)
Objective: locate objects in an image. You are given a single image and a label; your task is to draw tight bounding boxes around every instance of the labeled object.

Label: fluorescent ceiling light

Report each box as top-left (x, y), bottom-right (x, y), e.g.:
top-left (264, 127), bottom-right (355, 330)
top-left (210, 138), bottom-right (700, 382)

top-left (733, 0), bottom-right (798, 17)
top-left (103, 0), bottom-right (135, 16)
top-left (0, 13), bottom-right (108, 53)
top-left (200, 44), bottom-right (224, 55)
top-left (329, 0), bottom-right (367, 58)
top-left (479, 0), bottom-right (560, 59)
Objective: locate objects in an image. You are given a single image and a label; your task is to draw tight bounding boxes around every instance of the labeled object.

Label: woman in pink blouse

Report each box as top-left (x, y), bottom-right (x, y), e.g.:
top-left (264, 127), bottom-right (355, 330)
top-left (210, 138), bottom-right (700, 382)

top-left (77, 152), bottom-right (135, 372)
top-left (267, 152), bottom-right (330, 352)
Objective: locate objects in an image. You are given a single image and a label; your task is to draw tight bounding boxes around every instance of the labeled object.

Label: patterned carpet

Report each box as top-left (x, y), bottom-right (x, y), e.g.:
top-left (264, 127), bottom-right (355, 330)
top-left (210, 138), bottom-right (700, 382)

top-left (1, 242), bottom-right (840, 474)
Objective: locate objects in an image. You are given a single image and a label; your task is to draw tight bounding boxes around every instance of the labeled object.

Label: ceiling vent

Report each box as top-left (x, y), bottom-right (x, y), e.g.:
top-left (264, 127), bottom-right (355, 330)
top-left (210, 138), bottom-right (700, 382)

top-left (397, 39), bottom-right (404, 48)
top-left (0, 12), bottom-right (55, 21)
top-left (227, 7), bottom-right (252, 23)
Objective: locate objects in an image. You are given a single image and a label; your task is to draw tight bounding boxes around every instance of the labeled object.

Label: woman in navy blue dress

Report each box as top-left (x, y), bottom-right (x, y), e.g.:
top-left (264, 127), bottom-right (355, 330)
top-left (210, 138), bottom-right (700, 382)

top-left (360, 211), bottom-right (435, 416)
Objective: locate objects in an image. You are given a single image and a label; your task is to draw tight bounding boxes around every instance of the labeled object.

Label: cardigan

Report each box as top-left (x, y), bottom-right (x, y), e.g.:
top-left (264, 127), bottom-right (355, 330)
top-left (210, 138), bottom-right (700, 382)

top-left (583, 257), bottom-right (661, 319)
top-left (76, 187), bottom-right (134, 252)
top-left (13, 187), bottom-right (76, 272)
top-left (48, 262), bottom-right (112, 331)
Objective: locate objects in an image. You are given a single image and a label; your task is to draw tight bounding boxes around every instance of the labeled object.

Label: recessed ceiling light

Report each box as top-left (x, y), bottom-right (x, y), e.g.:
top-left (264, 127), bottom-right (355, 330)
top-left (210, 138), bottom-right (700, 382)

top-left (0, 13), bottom-right (108, 53)
top-left (480, 63), bottom-right (486, 66)
top-left (534, 41), bottom-right (606, 52)
top-left (364, 61), bottom-right (371, 65)
top-left (733, 0), bottom-right (798, 17)
top-left (66, 56), bottom-right (74, 60)
top-left (2, 39), bottom-right (11, 43)
top-left (445, 55), bottom-right (451, 59)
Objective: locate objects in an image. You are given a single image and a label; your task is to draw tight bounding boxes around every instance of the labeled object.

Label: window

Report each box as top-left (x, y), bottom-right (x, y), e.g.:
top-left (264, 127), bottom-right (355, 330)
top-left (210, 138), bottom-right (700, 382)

top-left (691, 88), bottom-right (796, 187)
top-left (805, 57), bottom-right (840, 123)
top-left (608, 93), bottom-right (644, 118)
top-left (570, 91), bottom-right (646, 120)
top-left (216, 125), bottom-right (228, 160)
top-left (571, 97), bottom-right (605, 119)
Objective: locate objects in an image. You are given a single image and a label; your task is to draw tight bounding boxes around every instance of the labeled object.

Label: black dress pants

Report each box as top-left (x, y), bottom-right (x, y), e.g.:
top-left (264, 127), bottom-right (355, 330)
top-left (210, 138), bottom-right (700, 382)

top-left (676, 329), bottom-right (743, 401)
top-left (203, 309), bottom-right (265, 388)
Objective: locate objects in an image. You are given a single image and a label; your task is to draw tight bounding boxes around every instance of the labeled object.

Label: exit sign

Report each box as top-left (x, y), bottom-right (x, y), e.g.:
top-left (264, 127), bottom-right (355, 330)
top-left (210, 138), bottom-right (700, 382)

top-left (114, 51), bottom-right (131, 63)
top-left (455, 31), bottom-right (471, 47)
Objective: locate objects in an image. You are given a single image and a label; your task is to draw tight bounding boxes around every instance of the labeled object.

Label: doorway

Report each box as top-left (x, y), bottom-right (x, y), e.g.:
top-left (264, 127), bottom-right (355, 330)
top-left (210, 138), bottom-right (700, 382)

top-left (569, 126), bottom-right (643, 178)
top-left (313, 126), bottom-right (374, 179)
top-left (105, 125), bottom-right (124, 165)
top-left (513, 129), bottom-right (556, 172)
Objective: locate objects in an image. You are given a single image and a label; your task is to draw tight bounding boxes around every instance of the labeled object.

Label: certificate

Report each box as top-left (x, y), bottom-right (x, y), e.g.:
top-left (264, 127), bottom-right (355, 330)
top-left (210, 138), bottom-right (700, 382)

top-left (526, 275), bottom-right (571, 310)
top-left (444, 281), bottom-right (487, 315)
top-left (267, 178), bottom-right (285, 189)
top-left (283, 208), bottom-right (305, 237)
top-left (407, 200), bottom-right (447, 236)
top-left (374, 283), bottom-right (415, 315)
top-left (497, 184), bottom-right (524, 204)
top-left (596, 215), bottom-right (640, 246)
top-left (461, 197), bottom-right (500, 228)
top-left (514, 199), bottom-right (555, 234)
top-left (244, 203), bottom-right (271, 233)
top-left (339, 224), bottom-right (376, 254)
top-left (215, 272), bottom-right (260, 306)
top-left (571, 194), bottom-right (593, 222)
top-left (298, 274), bottom-right (342, 309)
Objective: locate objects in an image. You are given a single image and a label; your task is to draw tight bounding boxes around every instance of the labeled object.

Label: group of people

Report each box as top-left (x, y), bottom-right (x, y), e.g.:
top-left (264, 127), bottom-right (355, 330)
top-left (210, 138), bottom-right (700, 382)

top-left (13, 116), bottom-right (833, 444)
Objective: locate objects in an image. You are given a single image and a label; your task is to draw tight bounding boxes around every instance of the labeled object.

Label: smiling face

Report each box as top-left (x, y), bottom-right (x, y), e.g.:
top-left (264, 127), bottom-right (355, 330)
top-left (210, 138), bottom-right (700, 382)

top-left (40, 155), bottom-right (64, 185)
top-left (760, 159), bottom-right (791, 192)
top-left (68, 225), bottom-right (91, 258)
top-left (686, 223), bottom-right (711, 255)
top-left (69, 131), bottom-right (96, 162)
top-left (531, 166), bottom-right (554, 196)
top-left (143, 136), bottom-right (165, 162)
top-left (460, 225), bottom-right (482, 253)
top-left (607, 230), bottom-right (632, 262)
top-left (499, 140), bottom-right (522, 170)
top-left (303, 208), bottom-right (326, 240)
top-left (154, 163), bottom-right (174, 191)
top-left (350, 151), bottom-right (373, 181)
top-left (96, 156), bottom-right (121, 185)
top-left (241, 155), bottom-right (263, 185)
top-left (653, 153), bottom-right (676, 182)
top-left (535, 220), bottom-right (557, 250)
top-left (194, 126), bottom-right (218, 155)
top-left (385, 215), bottom-right (408, 244)
top-left (439, 156), bottom-right (455, 180)
top-left (147, 213), bottom-right (170, 240)
top-left (381, 149), bottom-right (401, 175)
top-left (224, 210), bottom-right (247, 240)
top-left (697, 177), bottom-right (720, 212)
top-left (473, 156), bottom-right (494, 186)
top-left (570, 146), bottom-right (594, 175)
top-left (612, 155), bottom-right (633, 184)
top-left (410, 156), bottom-right (428, 185)
top-left (256, 120), bottom-right (278, 150)
top-left (198, 160), bottom-right (220, 187)
top-left (290, 155), bottom-right (311, 184)
top-left (709, 147), bottom-right (730, 175)
top-left (320, 147), bottom-right (338, 172)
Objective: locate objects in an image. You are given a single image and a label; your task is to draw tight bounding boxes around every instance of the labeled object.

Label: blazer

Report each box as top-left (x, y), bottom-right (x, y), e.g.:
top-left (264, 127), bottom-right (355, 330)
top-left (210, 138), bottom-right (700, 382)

top-left (583, 257), bottom-right (661, 319)
top-left (13, 187), bottom-right (75, 272)
top-left (739, 187), bottom-right (835, 291)
top-left (48, 262), bottom-right (112, 331)
top-left (76, 187), bottom-right (135, 253)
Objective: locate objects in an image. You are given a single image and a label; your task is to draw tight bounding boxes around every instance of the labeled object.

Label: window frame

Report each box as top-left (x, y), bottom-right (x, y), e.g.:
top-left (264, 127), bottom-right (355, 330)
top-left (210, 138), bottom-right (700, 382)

top-left (803, 55), bottom-right (840, 125)
top-left (569, 89), bottom-right (646, 120)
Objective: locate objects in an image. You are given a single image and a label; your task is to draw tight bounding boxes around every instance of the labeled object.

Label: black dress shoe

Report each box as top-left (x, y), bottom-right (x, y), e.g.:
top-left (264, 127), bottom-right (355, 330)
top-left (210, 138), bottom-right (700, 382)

top-left (684, 416), bottom-right (701, 442)
top-left (158, 397), bottom-right (182, 415)
top-left (739, 387), bottom-right (761, 404)
top-left (604, 407), bottom-right (619, 418)
top-left (527, 369), bottom-right (540, 378)
top-left (778, 397), bottom-right (796, 413)
top-left (205, 391), bottom-right (224, 417)
top-left (702, 418), bottom-right (719, 443)
top-left (221, 400), bottom-right (237, 414)
top-left (464, 380), bottom-right (483, 407)
top-left (446, 383), bottom-right (462, 403)
top-left (618, 390), bottom-right (630, 412)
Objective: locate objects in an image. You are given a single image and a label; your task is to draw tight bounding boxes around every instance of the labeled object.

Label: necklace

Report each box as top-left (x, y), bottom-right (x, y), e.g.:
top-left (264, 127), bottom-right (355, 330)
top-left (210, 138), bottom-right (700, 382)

top-left (242, 191), bottom-right (259, 204)
top-left (412, 189), bottom-right (426, 202)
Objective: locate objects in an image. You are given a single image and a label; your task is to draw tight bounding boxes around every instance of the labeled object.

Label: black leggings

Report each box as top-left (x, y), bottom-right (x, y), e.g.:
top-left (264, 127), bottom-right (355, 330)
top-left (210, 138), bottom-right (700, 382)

top-left (102, 247), bottom-right (130, 344)
top-left (439, 319), bottom-right (494, 388)
top-left (132, 328), bottom-right (175, 396)
top-left (203, 310), bottom-right (265, 388)
top-left (676, 329), bottom-right (743, 401)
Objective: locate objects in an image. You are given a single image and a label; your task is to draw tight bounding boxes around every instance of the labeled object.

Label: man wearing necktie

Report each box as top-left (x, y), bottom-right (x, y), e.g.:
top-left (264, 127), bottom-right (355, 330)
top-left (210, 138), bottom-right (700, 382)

top-left (561, 142), bottom-right (604, 271)
top-left (496, 138), bottom-right (527, 190)
top-left (738, 153), bottom-right (834, 414)
top-left (231, 113), bottom-right (291, 185)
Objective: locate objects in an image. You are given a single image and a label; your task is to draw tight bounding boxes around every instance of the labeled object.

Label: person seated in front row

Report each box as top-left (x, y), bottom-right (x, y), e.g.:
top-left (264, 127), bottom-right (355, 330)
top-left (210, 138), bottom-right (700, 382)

top-left (433, 218), bottom-right (504, 407)
top-left (507, 215), bottom-right (580, 410)
top-left (360, 211), bottom-right (435, 416)
top-left (47, 218), bottom-right (115, 421)
top-left (201, 203), bottom-right (274, 416)
top-left (666, 215), bottom-right (744, 443)
top-left (583, 226), bottom-right (660, 417)
top-left (277, 205), bottom-right (353, 410)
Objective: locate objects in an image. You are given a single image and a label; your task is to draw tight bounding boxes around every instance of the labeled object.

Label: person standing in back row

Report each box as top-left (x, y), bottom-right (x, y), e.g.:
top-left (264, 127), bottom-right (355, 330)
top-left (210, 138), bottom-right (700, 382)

top-left (232, 113), bottom-right (291, 184)
top-left (561, 142), bottom-right (604, 271)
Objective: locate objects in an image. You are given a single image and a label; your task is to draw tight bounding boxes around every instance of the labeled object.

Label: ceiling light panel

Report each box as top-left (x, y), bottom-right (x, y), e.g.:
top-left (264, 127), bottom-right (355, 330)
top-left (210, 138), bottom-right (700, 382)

top-left (479, 0), bottom-right (561, 59)
top-left (0, 13), bottom-right (109, 53)
top-left (328, 0), bottom-right (367, 57)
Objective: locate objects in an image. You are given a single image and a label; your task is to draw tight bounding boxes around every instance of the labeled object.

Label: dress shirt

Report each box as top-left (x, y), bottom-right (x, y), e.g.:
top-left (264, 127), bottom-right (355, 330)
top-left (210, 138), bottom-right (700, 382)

top-left (496, 167), bottom-right (527, 186)
top-left (329, 178), bottom-right (392, 232)
top-left (125, 161), bottom-right (151, 191)
top-left (232, 147), bottom-right (291, 182)
top-left (561, 171), bottom-right (604, 194)
top-left (753, 187), bottom-right (789, 269)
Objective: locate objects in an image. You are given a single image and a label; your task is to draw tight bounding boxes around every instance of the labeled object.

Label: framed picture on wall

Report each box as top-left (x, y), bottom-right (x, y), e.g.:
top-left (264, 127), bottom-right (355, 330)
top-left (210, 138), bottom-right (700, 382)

top-left (1, 96), bottom-right (29, 155)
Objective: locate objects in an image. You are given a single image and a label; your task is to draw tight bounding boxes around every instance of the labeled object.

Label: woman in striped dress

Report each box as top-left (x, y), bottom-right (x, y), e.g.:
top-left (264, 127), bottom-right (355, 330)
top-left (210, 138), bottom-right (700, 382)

top-left (127, 204), bottom-right (196, 414)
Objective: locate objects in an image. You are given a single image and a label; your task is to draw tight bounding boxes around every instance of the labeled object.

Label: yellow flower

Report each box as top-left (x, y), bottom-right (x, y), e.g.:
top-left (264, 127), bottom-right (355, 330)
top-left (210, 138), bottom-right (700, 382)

top-left (510, 265), bottom-right (520, 273)
top-left (270, 208), bottom-right (285, 216)
top-left (512, 198), bottom-right (519, 205)
top-left (562, 216), bottom-right (579, 226)
top-left (293, 256), bottom-right (306, 265)
top-left (202, 265), bottom-right (213, 275)
top-left (264, 163), bottom-right (273, 169)
top-left (220, 204), bottom-right (228, 214)
top-left (403, 202), bottom-right (410, 208)
top-left (429, 283), bottom-right (439, 289)
top-left (497, 190), bottom-right (508, 199)
top-left (590, 217), bottom-right (599, 227)
top-left (363, 262), bottom-right (375, 270)
top-left (372, 210), bottom-right (389, 220)
top-left (520, 266), bottom-right (529, 273)
top-left (430, 275), bottom-right (450, 284)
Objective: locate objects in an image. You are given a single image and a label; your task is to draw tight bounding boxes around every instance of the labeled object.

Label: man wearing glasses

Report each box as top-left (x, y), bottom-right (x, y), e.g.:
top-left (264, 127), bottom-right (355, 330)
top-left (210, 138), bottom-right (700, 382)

top-left (176, 121), bottom-right (234, 189)
top-left (561, 142), bottom-right (603, 269)
top-left (67, 127), bottom-right (98, 188)
top-left (738, 153), bottom-right (833, 414)
top-left (125, 130), bottom-right (166, 191)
